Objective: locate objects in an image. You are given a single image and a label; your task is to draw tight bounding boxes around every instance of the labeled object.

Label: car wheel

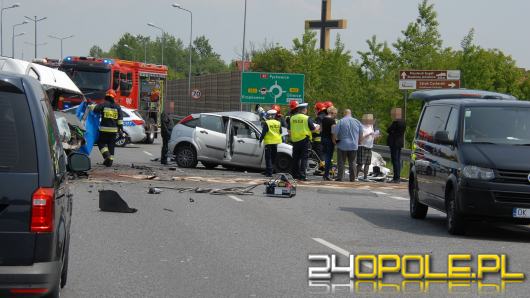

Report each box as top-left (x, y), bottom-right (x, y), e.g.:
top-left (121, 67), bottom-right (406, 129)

top-left (175, 144), bottom-right (198, 168)
top-left (446, 187), bottom-right (466, 235)
top-left (307, 150), bottom-right (320, 171)
top-left (115, 132), bottom-right (128, 147)
top-left (409, 176), bottom-right (428, 219)
top-left (144, 119), bottom-right (156, 144)
top-left (60, 240), bottom-right (69, 289)
top-left (275, 153), bottom-right (292, 173)
top-left (202, 162), bottom-right (218, 169)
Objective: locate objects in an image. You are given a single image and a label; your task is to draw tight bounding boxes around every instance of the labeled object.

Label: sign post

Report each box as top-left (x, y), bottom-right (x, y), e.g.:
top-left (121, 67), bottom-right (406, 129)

top-left (241, 72), bottom-right (305, 105)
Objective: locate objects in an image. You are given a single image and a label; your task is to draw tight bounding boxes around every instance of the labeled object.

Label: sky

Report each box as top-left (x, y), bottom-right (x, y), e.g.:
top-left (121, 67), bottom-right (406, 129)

top-left (3, 0), bottom-right (530, 68)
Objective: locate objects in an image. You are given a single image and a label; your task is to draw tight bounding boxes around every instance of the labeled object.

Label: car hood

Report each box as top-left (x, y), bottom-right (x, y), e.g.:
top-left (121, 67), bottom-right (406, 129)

top-left (461, 143), bottom-right (530, 170)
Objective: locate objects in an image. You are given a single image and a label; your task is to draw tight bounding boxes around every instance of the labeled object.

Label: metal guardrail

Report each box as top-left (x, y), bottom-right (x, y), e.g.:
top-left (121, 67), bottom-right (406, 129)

top-left (372, 144), bottom-right (412, 162)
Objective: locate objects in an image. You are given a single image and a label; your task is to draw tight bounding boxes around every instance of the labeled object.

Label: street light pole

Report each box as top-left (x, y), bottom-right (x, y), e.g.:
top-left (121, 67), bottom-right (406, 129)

top-left (25, 15), bottom-right (47, 59)
top-left (11, 20), bottom-right (26, 58)
top-left (172, 3), bottom-right (193, 102)
top-left (241, 0), bottom-right (247, 72)
top-left (48, 34), bottom-right (73, 59)
top-left (147, 22), bottom-right (164, 65)
top-left (1, 2), bottom-right (20, 56)
top-left (12, 31), bottom-right (23, 58)
top-left (123, 44), bottom-right (136, 61)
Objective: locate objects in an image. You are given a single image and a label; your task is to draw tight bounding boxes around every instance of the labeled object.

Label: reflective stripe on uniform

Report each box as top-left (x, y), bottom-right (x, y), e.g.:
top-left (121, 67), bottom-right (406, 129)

top-left (313, 137), bottom-right (322, 142)
top-left (290, 113), bottom-right (312, 143)
top-left (117, 120), bottom-right (123, 125)
top-left (100, 126), bottom-right (119, 133)
top-left (100, 147), bottom-right (109, 154)
top-left (264, 119), bottom-right (282, 145)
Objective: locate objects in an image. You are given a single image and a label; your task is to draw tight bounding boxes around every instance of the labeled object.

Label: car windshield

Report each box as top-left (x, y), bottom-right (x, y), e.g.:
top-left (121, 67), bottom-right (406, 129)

top-left (463, 107), bottom-right (530, 145)
top-left (64, 68), bottom-right (110, 92)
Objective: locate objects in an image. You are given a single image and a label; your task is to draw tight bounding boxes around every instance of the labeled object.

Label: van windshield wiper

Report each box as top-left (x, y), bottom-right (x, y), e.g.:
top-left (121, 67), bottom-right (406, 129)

top-left (470, 141), bottom-right (497, 145)
top-left (515, 143), bottom-right (530, 146)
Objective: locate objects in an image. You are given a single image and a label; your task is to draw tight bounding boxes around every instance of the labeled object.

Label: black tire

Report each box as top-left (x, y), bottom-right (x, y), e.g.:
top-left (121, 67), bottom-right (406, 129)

top-left (175, 144), bottom-right (198, 168)
top-left (144, 119), bottom-right (156, 144)
top-left (275, 154), bottom-right (292, 173)
top-left (202, 162), bottom-right (219, 169)
top-left (60, 241), bottom-right (69, 289)
top-left (409, 176), bottom-right (428, 219)
top-left (446, 187), bottom-right (466, 235)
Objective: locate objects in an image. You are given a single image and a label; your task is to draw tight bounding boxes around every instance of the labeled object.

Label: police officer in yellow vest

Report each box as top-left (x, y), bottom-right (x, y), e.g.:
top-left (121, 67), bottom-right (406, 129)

top-left (288, 102), bottom-right (318, 181)
top-left (259, 109), bottom-right (283, 177)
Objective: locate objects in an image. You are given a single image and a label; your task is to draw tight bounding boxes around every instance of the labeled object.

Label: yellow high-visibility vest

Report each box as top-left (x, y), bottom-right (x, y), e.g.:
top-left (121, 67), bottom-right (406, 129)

top-left (290, 113), bottom-right (312, 143)
top-left (264, 119), bottom-right (282, 145)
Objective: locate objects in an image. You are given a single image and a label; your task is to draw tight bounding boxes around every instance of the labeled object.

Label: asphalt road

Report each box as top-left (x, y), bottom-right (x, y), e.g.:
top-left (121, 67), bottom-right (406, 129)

top-left (60, 141), bottom-right (530, 297)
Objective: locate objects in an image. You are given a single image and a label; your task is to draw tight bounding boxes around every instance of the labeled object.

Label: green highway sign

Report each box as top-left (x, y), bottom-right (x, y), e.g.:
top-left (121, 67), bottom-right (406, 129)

top-left (240, 72), bottom-right (305, 104)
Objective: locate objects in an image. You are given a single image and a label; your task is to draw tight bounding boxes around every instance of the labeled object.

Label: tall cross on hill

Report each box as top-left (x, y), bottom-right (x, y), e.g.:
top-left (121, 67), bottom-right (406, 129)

top-left (305, 0), bottom-right (347, 50)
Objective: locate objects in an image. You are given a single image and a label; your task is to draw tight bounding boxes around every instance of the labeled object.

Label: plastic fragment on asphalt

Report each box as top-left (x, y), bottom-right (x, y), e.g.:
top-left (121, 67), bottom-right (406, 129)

top-left (148, 187), bottom-right (162, 194)
top-left (99, 190), bottom-right (138, 213)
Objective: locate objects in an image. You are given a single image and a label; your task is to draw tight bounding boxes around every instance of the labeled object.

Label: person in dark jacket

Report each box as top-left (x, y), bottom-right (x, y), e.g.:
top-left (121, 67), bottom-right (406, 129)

top-left (160, 111), bottom-right (173, 165)
top-left (387, 108), bottom-right (406, 183)
top-left (92, 89), bottom-right (123, 167)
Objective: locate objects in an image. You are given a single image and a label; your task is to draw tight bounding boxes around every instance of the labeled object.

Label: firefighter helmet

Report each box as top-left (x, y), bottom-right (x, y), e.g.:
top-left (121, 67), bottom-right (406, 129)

top-left (105, 89), bottom-right (117, 99)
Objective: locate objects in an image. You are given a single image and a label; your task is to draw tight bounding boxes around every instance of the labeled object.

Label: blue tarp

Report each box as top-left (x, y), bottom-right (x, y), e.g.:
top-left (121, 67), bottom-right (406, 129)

top-left (76, 101), bottom-right (100, 155)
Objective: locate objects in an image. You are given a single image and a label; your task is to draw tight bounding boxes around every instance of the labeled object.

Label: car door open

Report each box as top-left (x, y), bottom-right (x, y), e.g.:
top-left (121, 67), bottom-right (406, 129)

top-left (226, 118), bottom-right (263, 167)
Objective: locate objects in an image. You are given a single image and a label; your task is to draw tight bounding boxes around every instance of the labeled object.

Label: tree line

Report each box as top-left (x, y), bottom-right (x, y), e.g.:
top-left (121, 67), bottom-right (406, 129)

top-left (250, 0), bottom-right (530, 146)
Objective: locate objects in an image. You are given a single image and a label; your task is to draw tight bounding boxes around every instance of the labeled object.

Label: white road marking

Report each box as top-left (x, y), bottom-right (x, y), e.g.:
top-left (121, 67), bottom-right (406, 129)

top-left (372, 191), bottom-right (387, 196)
top-left (312, 238), bottom-right (373, 269)
top-left (390, 196), bottom-right (409, 201)
top-left (143, 151), bottom-right (154, 157)
top-left (227, 195), bottom-right (244, 202)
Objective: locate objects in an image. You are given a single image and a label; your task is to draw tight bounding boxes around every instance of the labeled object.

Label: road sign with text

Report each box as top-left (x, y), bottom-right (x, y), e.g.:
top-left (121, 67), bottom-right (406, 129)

top-left (399, 70), bottom-right (461, 90)
top-left (241, 72), bottom-right (305, 104)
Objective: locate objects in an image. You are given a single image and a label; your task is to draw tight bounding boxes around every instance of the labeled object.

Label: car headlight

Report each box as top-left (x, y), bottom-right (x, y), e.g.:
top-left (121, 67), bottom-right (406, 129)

top-left (462, 165), bottom-right (495, 180)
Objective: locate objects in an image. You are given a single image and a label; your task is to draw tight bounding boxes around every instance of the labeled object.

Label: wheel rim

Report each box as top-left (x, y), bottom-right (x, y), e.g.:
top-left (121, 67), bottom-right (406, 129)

top-left (277, 157), bottom-right (289, 171)
top-left (116, 138), bottom-right (126, 146)
top-left (178, 148), bottom-right (194, 167)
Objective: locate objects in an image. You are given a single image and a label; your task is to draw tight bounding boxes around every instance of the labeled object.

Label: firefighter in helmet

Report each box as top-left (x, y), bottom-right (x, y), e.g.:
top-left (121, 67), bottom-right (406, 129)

top-left (92, 89), bottom-right (123, 167)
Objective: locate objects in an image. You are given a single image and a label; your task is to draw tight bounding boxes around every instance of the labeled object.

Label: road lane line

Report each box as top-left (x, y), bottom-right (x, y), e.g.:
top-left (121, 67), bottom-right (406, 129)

top-left (143, 151), bottom-right (154, 157)
top-left (390, 196), bottom-right (409, 201)
top-left (227, 195), bottom-right (244, 202)
top-left (312, 238), bottom-right (374, 269)
top-left (312, 238), bottom-right (350, 257)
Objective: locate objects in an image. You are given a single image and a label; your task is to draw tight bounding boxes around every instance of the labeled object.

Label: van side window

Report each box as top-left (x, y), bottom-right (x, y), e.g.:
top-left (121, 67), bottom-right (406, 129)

top-left (0, 82), bottom-right (37, 172)
top-left (445, 108), bottom-right (459, 142)
top-left (112, 71), bottom-right (120, 90)
top-left (417, 105), bottom-right (451, 142)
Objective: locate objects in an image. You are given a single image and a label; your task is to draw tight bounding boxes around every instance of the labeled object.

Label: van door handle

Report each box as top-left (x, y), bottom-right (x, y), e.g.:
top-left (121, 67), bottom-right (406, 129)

top-left (238, 140), bottom-right (245, 144)
top-left (200, 130), bottom-right (208, 134)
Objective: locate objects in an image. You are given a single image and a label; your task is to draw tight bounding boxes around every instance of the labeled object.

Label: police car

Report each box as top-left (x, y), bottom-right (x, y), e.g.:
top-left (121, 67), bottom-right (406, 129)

top-left (117, 107), bottom-right (147, 147)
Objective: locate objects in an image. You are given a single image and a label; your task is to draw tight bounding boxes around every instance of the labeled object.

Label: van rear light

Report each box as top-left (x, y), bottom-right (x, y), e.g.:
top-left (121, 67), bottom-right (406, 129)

top-left (179, 115), bottom-right (193, 125)
top-left (10, 288), bottom-right (48, 294)
top-left (132, 119), bottom-right (145, 126)
top-left (31, 188), bottom-right (54, 233)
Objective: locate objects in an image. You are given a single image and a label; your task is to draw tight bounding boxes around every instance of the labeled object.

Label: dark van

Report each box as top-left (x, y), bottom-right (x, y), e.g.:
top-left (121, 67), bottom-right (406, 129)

top-left (0, 72), bottom-right (89, 297)
top-left (409, 89), bottom-right (530, 235)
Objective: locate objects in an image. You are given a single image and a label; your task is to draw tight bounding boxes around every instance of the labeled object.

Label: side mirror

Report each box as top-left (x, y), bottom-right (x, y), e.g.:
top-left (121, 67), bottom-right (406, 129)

top-left (68, 152), bottom-right (91, 172)
top-left (434, 131), bottom-right (454, 145)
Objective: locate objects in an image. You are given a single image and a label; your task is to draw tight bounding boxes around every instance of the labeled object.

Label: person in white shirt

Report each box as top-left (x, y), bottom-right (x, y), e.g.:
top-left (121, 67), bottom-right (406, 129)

top-left (357, 114), bottom-right (380, 181)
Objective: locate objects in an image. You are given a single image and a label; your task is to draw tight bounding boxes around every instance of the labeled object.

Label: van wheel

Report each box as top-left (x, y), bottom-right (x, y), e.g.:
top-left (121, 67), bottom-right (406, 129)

top-left (60, 246), bottom-right (69, 288)
top-left (409, 176), bottom-right (428, 219)
top-left (275, 154), bottom-right (292, 173)
top-left (175, 144), bottom-right (198, 168)
top-left (446, 188), bottom-right (466, 235)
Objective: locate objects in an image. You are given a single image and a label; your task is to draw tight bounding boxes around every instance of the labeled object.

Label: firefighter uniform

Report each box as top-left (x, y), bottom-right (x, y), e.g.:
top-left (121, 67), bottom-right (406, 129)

top-left (289, 106), bottom-right (315, 180)
top-left (93, 90), bottom-right (123, 167)
top-left (260, 110), bottom-right (282, 177)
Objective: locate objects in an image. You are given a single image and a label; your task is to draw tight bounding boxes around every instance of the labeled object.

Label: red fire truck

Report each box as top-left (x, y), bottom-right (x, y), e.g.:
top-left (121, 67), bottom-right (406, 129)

top-left (59, 56), bottom-right (168, 143)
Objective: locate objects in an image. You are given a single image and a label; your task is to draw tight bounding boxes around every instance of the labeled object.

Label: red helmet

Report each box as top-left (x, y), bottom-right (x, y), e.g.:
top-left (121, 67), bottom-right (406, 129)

top-left (289, 100), bottom-right (299, 111)
top-left (105, 89), bottom-right (117, 99)
top-left (323, 101), bottom-right (334, 109)
top-left (271, 104), bottom-right (281, 113)
top-left (315, 102), bottom-right (325, 113)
